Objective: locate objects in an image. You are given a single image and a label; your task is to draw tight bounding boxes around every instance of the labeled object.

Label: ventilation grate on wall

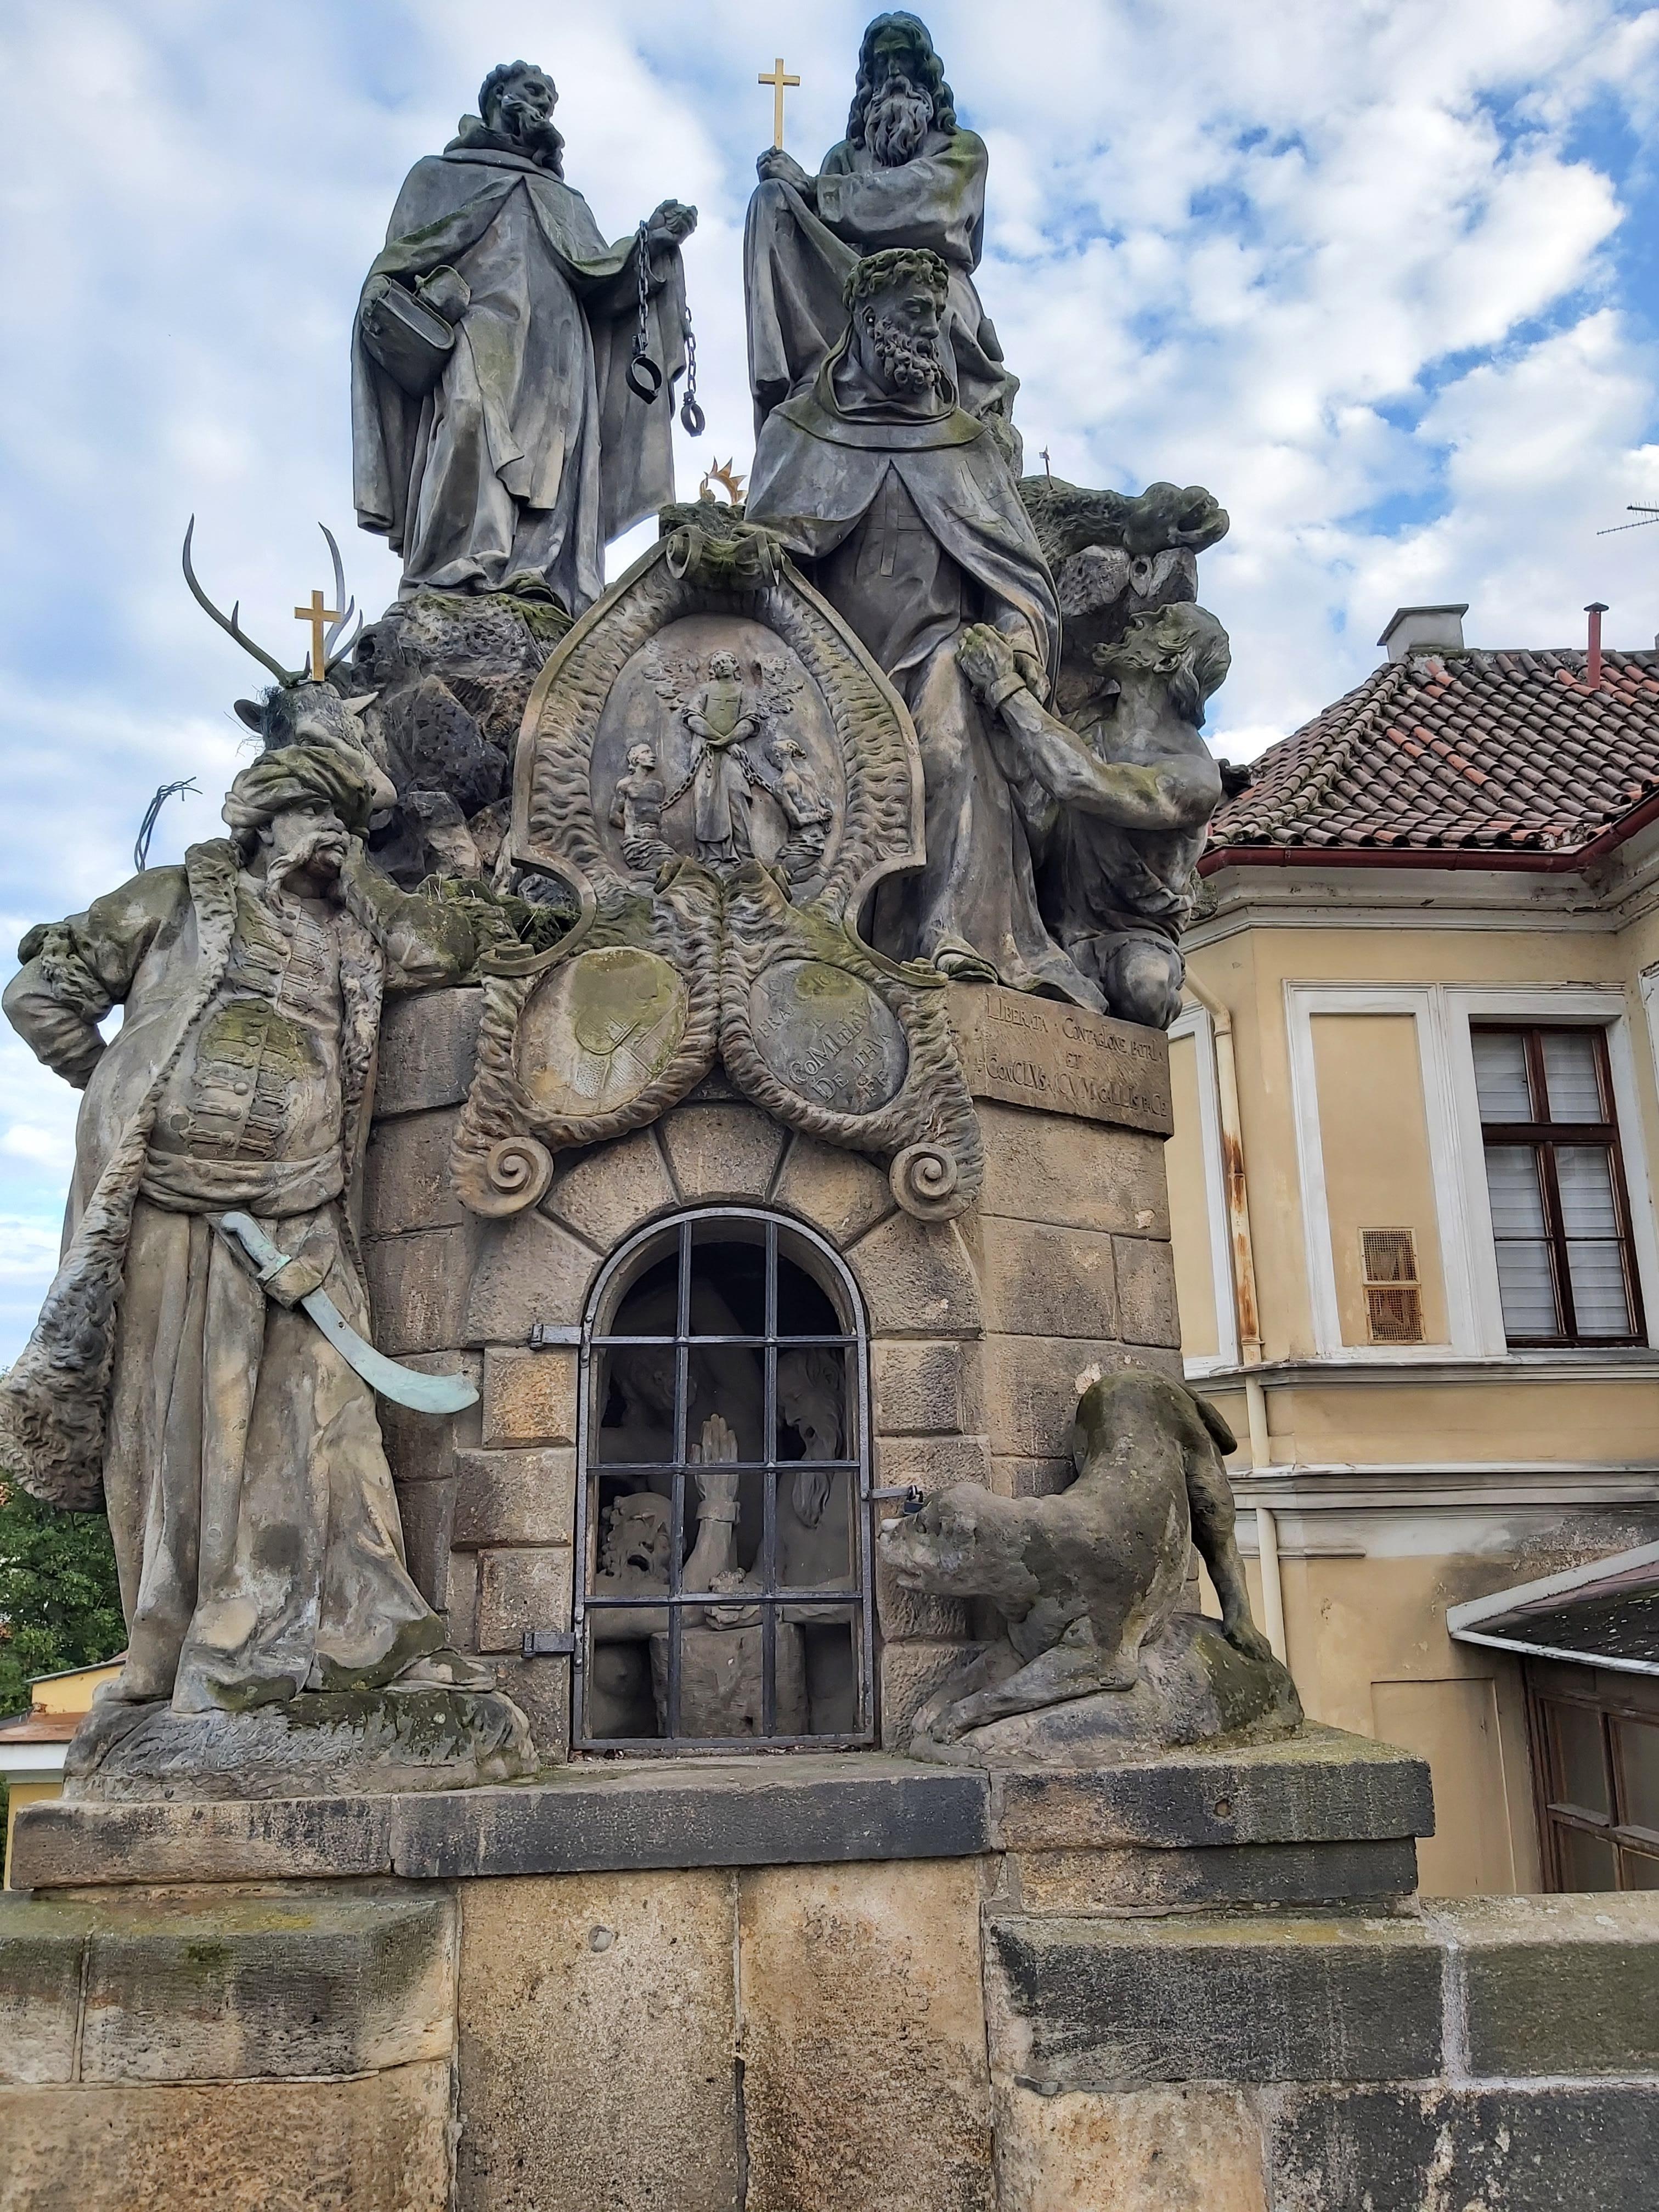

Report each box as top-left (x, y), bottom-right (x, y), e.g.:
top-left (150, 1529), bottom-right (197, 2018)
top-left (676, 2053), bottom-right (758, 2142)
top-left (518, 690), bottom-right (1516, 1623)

top-left (1362, 1227), bottom-right (1424, 1344)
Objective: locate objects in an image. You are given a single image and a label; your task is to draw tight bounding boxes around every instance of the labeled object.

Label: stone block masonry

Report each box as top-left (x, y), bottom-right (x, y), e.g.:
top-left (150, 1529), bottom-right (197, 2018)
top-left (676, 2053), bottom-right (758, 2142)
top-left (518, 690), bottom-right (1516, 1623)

top-left (4, 1850), bottom-right (1657, 2210)
top-left (361, 987), bottom-right (1191, 1756)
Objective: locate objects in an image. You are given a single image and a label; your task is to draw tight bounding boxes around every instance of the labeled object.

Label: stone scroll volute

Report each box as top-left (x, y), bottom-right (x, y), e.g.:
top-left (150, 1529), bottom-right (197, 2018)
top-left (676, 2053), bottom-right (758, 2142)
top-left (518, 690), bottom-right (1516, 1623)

top-left (452, 524), bottom-right (984, 1220)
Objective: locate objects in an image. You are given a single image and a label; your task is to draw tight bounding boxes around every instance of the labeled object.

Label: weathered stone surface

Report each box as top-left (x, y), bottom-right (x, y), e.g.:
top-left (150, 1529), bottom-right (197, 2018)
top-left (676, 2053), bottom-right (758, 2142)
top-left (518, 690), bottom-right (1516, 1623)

top-left (881, 1639), bottom-right (981, 1747)
top-left (847, 1210), bottom-right (983, 1339)
top-left (542, 1126), bottom-right (676, 1250)
top-left (1438, 1893), bottom-right (1659, 2076)
top-left (390, 1758), bottom-right (990, 1878)
top-left (659, 1102), bottom-right (787, 1201)
top-left (378, 1355), bottom-right (483, 1483)
top-left (994, 1455), bottom-right (1075, 1499)
top-left (61, 1685), bottom-right (532, 1803)
top-left (1265, 2084), bottom-right (1659, 2212)
top-left (445, 1550), bottom-right (481, 1652)
top-left (464, 1210), bottom-right (597, 1343)
top-left (77, 1890), bottom-right (455, 2084)
top-left (475, 1546), bottom-right (573, 1652)
top-left (994, 2083), bottom-right (1266, 2212)
top-left (492, 1655), bottom-right (571, 1763)
top-left (872, 1339), bottom-right (977, 1436)
top-left (1115, 1235), bottom-right (1181, 1349)
top-left (984, 1337), bottom-right (1179, 1461)
top-left (16, 1762), bottom-right (989, 1889)
top-left (977, 1103), bottom-right (1171, 1237)
top-left (452, 1448), bottom-right (576, 1550)
top-left (365, 1226), bottom-right (473, 1356)
top-left (1007, 1838), bottom-right (1419, 1915)
top-left (0, 2057), bottom-right (453, 2210)
top-left (456, 1871), bottom-right (738, 2212)
top-left (986, 1910), bottom-right (1442, 2088)
top-left (394, 1475), bottom-right (456, 1611)
top-left (363, 1108), bottom-right (464, 1238)
top-left (981, 1221), bottom-right (1118, 1340)
top-left (375, 986), bottom-right (484, 1116)
top-left (0, 1898), bottom-right (83, 2083)
top-left (9, 1797), bottom-right (396, 1892)
top-left (949, 986), bottom-right (1174, 1134)
top-left (873, 1431), bottom-right (993, 1496)
top-left (874, 1551), bottom-right (973, 1643)
top-left (990, 1726), bottom-right (1434, 1850)
top-left (738, 1859), bottom-right (996, 2212)
top-left (924, 1612), bottom-right (1299, 1770)
top-left (481, 1346), bottom-right (578, 1449)
top-left (772, 1133), bottom-right (896, 1245)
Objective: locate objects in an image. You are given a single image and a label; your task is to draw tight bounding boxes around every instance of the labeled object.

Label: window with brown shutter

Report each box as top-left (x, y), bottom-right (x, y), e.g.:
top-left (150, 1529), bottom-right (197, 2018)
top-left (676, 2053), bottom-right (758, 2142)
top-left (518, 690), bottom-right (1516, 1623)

top-left (1470, 1025), bottom-right (1643, 1347)
top-left (1361, 1227), bottom-right (1424, 1343)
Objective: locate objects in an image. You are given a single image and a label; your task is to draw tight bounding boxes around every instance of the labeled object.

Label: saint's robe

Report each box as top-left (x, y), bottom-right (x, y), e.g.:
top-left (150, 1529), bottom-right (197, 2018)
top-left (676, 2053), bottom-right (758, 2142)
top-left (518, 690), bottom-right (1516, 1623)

top-left (352, 119), bottom-right (687, 615)
top-left (745, 350), bottom-right (1101, 1008)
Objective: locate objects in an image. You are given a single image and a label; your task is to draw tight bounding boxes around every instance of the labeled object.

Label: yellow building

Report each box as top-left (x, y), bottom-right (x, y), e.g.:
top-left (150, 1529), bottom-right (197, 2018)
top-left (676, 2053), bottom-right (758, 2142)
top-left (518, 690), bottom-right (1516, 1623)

top-left (0, 1658), bottom-right (123, 1886)
top-left (1172, 602), bottom-right (1659, 1895)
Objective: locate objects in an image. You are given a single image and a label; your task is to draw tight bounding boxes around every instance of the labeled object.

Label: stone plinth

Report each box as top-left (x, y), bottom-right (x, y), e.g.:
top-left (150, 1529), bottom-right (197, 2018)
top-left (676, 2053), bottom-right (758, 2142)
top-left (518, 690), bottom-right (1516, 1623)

top-left (4, 1757), bottom-right (1658, 2212)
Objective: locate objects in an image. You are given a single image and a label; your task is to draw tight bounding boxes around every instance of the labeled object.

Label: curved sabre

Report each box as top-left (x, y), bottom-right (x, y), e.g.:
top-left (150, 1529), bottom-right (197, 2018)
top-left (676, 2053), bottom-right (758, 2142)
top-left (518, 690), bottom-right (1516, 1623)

top-left (215, 1211), bottom-right (478, 1415)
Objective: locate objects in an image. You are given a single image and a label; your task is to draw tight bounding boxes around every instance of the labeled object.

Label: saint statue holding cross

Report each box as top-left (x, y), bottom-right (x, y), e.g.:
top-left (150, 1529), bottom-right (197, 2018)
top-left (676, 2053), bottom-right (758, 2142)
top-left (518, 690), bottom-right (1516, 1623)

top-left (353, 60), bottom-right (698, 617)
top-left (744, 12), bottom-right (1019, 456)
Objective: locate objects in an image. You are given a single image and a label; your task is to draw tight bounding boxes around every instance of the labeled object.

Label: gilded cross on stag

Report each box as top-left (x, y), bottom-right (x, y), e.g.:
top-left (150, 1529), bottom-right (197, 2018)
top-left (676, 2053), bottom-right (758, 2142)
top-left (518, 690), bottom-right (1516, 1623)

top-left (758, 57), bottom-right (799, 150)
top-left (294, 588), bottom-right (341, 680)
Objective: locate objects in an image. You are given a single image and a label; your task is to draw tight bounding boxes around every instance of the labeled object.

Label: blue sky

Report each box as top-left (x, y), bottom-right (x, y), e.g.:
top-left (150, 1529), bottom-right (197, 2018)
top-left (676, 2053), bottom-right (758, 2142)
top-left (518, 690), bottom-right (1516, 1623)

top-left (4, 0), bottom-right (1659, 1355)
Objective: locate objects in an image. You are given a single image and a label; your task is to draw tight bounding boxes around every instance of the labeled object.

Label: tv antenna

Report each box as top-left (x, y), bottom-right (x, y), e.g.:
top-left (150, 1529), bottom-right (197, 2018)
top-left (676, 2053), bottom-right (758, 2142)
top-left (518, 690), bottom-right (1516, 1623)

top-left (1596, 505), bottom-right (1659, 536)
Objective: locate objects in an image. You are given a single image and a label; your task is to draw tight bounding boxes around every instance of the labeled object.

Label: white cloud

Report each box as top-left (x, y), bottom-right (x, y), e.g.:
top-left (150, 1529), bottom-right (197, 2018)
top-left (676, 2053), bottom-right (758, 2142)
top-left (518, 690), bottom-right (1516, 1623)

top-left (2, 0), bottom-right (1659, 1352)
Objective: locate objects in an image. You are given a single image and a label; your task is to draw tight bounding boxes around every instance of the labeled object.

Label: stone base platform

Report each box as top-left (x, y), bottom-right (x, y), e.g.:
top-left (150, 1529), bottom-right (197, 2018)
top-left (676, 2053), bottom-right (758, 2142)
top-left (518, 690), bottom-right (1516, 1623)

top-left (3, 1735), bottom-right (1657, 2211)
top-left (15, 1728), bottom-right (1425, 1901)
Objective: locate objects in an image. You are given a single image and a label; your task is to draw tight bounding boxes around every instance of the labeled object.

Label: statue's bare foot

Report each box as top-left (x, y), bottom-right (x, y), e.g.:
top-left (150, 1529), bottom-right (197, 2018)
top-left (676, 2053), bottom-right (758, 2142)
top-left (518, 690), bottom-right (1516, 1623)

top-left (933, 936), bottom-right (1000, 984)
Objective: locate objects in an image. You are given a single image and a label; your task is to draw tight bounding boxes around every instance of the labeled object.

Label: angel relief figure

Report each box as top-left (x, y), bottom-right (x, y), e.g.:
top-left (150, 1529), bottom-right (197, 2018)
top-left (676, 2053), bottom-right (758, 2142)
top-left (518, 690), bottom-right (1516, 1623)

top-left (613, 644), bottom-right (823, 877)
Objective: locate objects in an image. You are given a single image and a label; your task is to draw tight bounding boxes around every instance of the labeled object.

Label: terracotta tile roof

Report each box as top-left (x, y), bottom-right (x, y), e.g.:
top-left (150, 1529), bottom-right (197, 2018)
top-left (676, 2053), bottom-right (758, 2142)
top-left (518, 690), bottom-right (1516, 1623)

top-left (0, 1711), bottom-right (78, 1744)
top-left (1209, 648), bottom-right (1659, 859)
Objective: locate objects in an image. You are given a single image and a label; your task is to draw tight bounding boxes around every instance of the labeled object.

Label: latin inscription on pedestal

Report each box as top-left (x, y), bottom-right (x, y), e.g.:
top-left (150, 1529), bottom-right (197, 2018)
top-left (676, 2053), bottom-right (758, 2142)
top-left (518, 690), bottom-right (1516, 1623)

top-left (947, 983), bottom-right (1173, 1135)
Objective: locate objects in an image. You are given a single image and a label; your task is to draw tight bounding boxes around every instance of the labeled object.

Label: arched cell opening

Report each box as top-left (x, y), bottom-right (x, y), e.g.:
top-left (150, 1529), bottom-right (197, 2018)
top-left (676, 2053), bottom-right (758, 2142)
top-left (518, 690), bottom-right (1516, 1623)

top-left (575, 1206), bottom-right (876, 1751)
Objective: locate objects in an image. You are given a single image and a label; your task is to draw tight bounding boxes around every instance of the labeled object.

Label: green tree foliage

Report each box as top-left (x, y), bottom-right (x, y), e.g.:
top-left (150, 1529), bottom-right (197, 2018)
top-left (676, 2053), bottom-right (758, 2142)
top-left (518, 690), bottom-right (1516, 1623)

top-left (0, 1481), bottom-right (125, 1717)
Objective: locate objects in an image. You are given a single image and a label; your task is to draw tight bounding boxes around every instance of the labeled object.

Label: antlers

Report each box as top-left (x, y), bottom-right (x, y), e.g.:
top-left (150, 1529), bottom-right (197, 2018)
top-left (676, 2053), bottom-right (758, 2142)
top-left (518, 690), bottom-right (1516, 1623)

top-left (182, 518), bottom-right (362, 686)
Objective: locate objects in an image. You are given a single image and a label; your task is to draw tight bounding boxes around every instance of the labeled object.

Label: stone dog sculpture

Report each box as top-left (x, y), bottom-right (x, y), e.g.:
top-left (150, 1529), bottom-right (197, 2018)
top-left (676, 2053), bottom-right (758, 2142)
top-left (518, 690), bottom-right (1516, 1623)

top-left (879, 1368), bottom-right (1300, 1761)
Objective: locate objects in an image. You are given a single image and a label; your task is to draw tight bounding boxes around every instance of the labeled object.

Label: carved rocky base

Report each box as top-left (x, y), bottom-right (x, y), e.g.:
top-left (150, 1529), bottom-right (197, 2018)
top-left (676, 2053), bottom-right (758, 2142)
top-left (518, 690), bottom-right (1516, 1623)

top-left (904, 1611), bottom-right (1302, 1769)
top-left (61, 1685), bottom-right (537, 1803)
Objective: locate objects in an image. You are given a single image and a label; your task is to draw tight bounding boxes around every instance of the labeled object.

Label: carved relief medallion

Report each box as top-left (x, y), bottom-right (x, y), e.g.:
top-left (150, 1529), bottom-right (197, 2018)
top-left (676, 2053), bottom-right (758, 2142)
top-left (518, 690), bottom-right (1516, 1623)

top-left (517, 946), bottom-right (690, 1116)
top-left (747, 960), bottom-right (906, 1114)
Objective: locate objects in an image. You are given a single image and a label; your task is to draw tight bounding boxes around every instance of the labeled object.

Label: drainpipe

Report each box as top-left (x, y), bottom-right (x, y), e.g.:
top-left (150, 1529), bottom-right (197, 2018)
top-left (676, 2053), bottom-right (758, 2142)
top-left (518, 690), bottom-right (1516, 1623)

top-left (1585, 601), bottom-right (1608, 689)
top-left (1183, 972), bottom-right (1288, 1664)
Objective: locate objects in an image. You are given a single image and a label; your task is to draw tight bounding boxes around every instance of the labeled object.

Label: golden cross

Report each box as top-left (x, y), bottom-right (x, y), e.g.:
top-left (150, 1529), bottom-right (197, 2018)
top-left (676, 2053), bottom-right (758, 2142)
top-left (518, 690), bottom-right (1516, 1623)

top-left (758, 57), bottom-right (799, 150)
top-left (294, 588), bottom-right (340, 679)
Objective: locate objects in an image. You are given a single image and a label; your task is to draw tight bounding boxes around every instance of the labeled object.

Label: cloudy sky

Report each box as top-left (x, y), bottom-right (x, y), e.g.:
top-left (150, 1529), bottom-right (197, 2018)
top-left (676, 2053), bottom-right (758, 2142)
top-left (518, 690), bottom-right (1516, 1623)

top-left (3, 0), bottom-right (1659, 1354)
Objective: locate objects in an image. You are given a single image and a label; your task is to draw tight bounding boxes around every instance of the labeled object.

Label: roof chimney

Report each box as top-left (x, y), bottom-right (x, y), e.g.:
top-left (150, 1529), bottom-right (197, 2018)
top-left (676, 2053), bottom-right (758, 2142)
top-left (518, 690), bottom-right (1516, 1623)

top-left (1585, 601), bottom-right (1607, 689)
top-left (1378, 603), bottom-right (1468, 661)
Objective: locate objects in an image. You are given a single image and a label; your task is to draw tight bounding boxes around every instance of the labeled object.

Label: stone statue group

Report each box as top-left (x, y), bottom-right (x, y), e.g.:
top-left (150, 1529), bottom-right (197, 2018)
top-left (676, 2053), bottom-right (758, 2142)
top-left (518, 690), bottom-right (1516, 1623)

top-left (0, 14), bottom-right (1251, 1784)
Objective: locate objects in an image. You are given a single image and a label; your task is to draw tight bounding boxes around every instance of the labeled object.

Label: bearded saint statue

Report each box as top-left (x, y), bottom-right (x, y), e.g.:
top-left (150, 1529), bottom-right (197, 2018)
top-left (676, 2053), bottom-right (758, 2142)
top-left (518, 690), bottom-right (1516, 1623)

top-left (353, 59), bottom-right (698, 616)
top-left (1, 731), bottom-right (500, 1725)
top-left (744, 12), bottom-right (1019, 455)
top-left (745, 249), bottom-right (1100, 1007)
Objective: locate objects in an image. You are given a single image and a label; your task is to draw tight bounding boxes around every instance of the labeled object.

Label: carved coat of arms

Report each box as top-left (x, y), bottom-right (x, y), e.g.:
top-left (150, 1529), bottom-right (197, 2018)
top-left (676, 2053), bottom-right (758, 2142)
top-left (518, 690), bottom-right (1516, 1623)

top-left (452, 522), bottom-right (982, 1220)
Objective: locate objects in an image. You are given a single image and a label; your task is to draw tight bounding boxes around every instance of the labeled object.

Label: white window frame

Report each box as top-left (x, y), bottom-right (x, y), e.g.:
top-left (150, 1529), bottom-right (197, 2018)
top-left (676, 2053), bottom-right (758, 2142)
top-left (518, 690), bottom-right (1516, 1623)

top-left (1169, 1004), bottom-right (1239, 1373)
top-left (1440, 985), bottom-right (1659, 1355)
top-left (1285, 984), bottom-right (1480, 1361)
top-left (1283, 981), bottom-right (1659, 1362)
